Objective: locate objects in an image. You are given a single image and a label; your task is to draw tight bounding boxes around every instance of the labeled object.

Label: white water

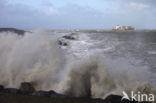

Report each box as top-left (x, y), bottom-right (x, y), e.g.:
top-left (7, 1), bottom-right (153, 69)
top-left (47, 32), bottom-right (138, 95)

top-left (0, 29), bottom-right (155, 101)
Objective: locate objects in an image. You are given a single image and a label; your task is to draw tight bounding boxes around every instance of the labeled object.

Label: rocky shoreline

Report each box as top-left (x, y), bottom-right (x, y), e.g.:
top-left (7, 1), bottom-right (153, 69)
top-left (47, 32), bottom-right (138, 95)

top-left (0, 28), bottom-right (26, 35)
top-left (0, 82), bottom-right (152, 103)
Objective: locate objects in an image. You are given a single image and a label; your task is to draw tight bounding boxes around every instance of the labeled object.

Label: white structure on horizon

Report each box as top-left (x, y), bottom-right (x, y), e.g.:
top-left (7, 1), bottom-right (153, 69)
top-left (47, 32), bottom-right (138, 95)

top-left (114, 25), bottom-right (121, 30)
top-left (112, 25), bottom-right (134, 30)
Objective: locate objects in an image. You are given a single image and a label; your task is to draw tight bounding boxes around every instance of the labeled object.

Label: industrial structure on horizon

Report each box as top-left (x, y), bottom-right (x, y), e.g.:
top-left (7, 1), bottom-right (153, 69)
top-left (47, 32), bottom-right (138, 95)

top-left (112, 25), bottom-right (135, 30)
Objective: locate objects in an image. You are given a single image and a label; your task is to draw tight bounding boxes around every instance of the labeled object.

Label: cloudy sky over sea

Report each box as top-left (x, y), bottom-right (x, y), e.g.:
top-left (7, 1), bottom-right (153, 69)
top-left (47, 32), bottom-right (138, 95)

top-left (0, 0), bottom-right (156, 29)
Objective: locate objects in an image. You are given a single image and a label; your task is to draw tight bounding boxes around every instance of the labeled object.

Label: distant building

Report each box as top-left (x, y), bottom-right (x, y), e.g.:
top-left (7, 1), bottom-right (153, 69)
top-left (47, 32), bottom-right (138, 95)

top-left (112, 25), bottom-right (135, 30)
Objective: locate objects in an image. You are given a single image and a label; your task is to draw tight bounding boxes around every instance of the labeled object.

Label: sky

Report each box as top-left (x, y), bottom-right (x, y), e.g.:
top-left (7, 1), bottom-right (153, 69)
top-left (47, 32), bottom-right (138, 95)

top-left (0, 0), bottom-right (156, 29)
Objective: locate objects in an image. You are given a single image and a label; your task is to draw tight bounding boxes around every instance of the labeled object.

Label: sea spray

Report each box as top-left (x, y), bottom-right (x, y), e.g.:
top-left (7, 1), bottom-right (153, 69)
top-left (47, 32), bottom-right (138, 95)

top-left (59, 56), bottom-right (155, 99)
top-left (0, 29), bottom-right (66, 90)
top-left (0, 29), bottom-right (155, 102)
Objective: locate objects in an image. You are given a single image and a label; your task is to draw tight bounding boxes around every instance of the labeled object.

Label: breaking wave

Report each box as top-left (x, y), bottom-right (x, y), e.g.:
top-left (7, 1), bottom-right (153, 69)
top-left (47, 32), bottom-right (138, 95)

top-left (59, 56), bottom-right (156, 99)
top-left (0, 29), bottom-right (155, 99)
top-left (0, 29), bottom-right (65, 90)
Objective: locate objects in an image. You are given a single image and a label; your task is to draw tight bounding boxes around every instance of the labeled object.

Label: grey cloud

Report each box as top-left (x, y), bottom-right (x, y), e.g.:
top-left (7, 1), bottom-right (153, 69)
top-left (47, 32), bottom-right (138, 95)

top-left (0, 0), bottom-right (156, 29)
top-left (122, 0), bottom-right (156, 7)
top-left (0, 1), bottom-right (47, 28)
top-left (41, 0), bottom-right (53, 7)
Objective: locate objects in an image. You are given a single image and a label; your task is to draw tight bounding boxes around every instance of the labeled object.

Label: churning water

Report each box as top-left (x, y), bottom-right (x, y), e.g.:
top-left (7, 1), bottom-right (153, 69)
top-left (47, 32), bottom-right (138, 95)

top-left (0, 29), bottom-right (156, 100)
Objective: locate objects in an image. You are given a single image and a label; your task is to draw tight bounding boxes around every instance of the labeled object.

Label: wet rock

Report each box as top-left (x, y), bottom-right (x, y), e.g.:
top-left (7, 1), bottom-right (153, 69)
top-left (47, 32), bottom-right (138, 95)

top-left (49, 90), bottom-right (60, 97)
top-left (34, 90), bottom-right (69, 98)
top-left (2, 88), bottom-right (21, 94)
top-left (62, 33), bottom-right (77, 40)
top-left (0, 28), bottom-right (25, 35)
top-left (105, 95), bottom-right (122, 103)
top-left (49, 90), bottom-right (69, 98)
top-left (105, 95), bottom-right (138, 103)
top-left (63, 35), bottom-right (75, 40)
top-left (19, 82), bottom-right (35, 95)
top-left (34, 90), bottom-right (52, 97)
top-left (58, 40), bottom-right (68, 46)
top-left (0, 85), bottom-right (4, 91)
top-left (58, 33), bottom-right (78, 46)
